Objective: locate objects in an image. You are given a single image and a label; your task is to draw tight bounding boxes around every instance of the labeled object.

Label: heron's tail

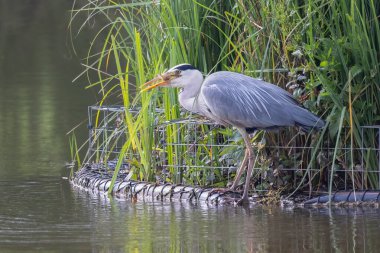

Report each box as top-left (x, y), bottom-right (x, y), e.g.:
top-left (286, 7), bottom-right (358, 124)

top-left (293, 107), bottom-right (325, 132)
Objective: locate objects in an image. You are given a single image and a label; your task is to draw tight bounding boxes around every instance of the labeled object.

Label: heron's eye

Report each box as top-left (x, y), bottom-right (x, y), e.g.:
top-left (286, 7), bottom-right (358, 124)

top-left (173, 70), bottom-right (181, 76)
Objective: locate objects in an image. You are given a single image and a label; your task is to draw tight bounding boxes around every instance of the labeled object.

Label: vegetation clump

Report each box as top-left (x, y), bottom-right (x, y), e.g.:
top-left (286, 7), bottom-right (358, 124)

top-left (70, 0), bottom-right (380, 196)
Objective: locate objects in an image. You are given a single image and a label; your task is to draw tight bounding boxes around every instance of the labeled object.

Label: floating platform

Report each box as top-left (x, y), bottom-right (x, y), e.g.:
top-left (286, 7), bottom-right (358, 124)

top-left (70, 163), bottom-right (380, 208)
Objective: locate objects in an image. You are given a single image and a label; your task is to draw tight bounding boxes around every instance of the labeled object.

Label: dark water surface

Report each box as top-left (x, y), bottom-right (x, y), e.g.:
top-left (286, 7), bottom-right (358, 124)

top-left (1, 1), bottom-right (380, 253)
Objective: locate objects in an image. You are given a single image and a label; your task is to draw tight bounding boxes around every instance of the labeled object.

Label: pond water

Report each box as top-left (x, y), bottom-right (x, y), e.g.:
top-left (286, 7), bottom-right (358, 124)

top-left (0, 1), bottom-right (380, 252)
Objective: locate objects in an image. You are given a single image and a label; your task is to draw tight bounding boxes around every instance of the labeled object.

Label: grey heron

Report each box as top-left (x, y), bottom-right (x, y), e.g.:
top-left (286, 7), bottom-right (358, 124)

top-left (142, 63), bottom-right (325, 204)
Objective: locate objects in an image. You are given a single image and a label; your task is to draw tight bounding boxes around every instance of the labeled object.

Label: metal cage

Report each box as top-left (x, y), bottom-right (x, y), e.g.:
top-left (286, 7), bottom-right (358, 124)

top-left (84, 106), bottom-right (380, 192)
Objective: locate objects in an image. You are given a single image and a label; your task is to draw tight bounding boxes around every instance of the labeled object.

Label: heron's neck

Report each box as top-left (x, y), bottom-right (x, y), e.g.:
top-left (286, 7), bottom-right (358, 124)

top-left (178, 72), bottom-right (204, 113)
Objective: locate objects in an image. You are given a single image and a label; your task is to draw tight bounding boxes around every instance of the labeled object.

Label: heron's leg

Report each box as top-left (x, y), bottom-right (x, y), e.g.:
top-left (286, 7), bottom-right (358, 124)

top-left (237, 129), bottom-right (257, 204)
top-left (229, 149), bottom-right (248, 190)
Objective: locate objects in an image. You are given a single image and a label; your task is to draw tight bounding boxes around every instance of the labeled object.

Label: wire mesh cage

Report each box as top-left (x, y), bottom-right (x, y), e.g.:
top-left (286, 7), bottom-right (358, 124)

top-left (83, 106), bottom-right (380, 193)
top-left (86, 105), bottom-right (136, 169)
top-left (153, 121), bottom-right (380, 192)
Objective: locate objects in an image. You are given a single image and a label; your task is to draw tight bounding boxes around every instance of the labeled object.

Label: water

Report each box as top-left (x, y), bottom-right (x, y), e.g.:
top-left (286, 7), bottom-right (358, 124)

top-left (1, 1), bottom-right (380, 252)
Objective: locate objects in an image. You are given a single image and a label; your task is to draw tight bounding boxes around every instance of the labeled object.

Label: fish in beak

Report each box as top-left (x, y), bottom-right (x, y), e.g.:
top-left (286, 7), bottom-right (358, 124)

top-left (141, 71), bottom-right (181, 92)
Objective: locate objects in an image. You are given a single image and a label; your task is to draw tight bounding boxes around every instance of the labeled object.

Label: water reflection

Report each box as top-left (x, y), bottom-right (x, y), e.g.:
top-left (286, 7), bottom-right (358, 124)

top-left (2, 178), bottom-right (380, 253)
top-left (0, 0), bottom-right (95, 179)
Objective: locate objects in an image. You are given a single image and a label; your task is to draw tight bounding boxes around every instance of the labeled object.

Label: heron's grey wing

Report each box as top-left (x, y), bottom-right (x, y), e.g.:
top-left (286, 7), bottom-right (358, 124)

top-left (200, 71), bottom-right (324, 130)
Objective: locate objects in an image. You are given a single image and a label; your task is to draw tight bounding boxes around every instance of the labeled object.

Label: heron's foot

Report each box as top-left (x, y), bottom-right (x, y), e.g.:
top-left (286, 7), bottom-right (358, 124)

top-left (207, 187), bottom-right (239, 200)
top-left (228, 182), bottom-right (244, 192)
top-left (229, 187), bottom-right (239, 193)
top-left (235, 195), bottom-right (250, 206)
top-left (208, 187), bottom-right (230, 195)
top-left (228, 183), bottom-right (237, 191)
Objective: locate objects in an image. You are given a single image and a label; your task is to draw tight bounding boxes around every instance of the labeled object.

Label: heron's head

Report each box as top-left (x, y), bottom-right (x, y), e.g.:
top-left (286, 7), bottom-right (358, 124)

top-left (141, 64), bottom-right (203, 92)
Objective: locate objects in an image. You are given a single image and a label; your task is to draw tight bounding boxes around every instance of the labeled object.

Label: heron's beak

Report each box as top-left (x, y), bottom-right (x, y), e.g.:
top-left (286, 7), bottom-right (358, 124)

top-left (141, 73), bottom-right (169, 92)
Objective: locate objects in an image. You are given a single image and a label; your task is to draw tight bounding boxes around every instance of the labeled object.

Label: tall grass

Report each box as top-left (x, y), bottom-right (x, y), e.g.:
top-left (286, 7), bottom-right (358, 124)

top-left (71, 0), bottom-right (380, 192)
